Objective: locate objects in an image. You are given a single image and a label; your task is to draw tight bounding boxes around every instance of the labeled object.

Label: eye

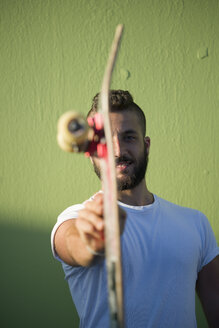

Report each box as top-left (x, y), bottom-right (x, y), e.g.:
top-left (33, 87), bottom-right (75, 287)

top-left (124, 135), bottom-right (136, 141)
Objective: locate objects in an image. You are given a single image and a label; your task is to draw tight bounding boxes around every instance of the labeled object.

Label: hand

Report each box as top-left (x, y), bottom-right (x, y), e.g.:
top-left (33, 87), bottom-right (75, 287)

top-left (75, 193), bottom-right (126, 255)
top-left (76, 193), bottom-right (105, 254)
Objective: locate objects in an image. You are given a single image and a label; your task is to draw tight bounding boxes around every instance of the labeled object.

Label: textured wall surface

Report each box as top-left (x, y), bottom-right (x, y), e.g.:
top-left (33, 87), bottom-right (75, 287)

top-left (0, 0), bottom-right (218, 327)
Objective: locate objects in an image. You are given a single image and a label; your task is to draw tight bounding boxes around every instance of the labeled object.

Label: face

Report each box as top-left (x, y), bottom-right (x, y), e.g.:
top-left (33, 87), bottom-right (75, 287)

top-left (91, 110), bottom-right (150, 191)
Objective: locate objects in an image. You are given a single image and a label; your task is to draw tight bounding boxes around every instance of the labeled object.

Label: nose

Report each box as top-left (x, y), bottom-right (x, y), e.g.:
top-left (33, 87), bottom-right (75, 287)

top-left (113, 135), bottom-right (122, 157)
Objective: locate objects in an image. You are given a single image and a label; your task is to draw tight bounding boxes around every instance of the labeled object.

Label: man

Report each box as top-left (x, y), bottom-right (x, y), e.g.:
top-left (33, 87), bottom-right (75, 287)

top-left (51, 90), bottom-right (219, 327)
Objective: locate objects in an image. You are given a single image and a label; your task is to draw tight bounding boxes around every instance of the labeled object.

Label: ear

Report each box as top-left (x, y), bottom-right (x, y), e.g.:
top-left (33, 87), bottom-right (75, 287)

top-left (144, 136), bottom-right (151, 155)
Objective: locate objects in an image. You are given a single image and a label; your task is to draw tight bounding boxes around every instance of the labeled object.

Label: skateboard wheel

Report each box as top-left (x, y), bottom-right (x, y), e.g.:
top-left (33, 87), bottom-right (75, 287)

top-left (57, 132), bottom-right (76, 152)
top-left (57, 111), bottom-right (89, 151)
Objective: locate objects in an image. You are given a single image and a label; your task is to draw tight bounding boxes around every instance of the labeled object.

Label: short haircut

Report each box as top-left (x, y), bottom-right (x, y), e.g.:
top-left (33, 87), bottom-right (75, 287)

top-left (87, 90), bottom-right (146, 136)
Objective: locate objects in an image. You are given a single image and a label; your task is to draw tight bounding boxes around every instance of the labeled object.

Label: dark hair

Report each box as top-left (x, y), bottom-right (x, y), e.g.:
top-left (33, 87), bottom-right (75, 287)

top-left (87, 90), bottom-right (146, 136)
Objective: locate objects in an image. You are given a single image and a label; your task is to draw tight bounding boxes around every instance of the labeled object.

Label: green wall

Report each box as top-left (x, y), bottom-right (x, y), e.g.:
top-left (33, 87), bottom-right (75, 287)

top-left (0, 0), bottom-right (218, 327)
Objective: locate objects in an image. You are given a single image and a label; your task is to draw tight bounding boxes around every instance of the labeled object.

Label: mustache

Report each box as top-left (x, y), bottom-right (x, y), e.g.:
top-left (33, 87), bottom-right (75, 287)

top-left (115, 156), bottom-right (134, 165)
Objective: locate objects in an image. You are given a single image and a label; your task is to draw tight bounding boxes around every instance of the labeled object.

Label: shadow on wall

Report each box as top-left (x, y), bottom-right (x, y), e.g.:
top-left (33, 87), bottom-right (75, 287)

top-left (0, 218), bottom-right (79, 328)
top-left (0, 217), bottom-right (208, 328)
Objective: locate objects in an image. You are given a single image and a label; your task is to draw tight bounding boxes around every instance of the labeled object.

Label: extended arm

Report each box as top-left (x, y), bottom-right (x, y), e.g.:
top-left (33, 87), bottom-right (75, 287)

top-left (54, 193), bottom-right (105, 266)
top-left (54, 193), bottom-right (126, 267)
top-left (196, 255), bottom-right (219, 327)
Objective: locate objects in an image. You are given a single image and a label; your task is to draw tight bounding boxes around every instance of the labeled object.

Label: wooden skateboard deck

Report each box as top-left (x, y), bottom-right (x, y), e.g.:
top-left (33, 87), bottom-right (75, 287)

top-left (57, 25), bottom-right (124, 328)
top-left (99, 25), bottom-right (124, 328)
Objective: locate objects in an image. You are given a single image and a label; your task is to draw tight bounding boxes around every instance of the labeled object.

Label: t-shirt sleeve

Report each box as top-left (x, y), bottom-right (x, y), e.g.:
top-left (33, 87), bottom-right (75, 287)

top-left (50, 193), bottom-right (101, 262)
top-left (198, 211), bottom-right (219, 272)
top-left (50, 203), bottom-right (84, 261)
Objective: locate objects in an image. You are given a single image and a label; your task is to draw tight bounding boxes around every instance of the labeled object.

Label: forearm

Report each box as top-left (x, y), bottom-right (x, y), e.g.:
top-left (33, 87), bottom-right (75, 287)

top-left (196, 255), bottom-right (219, 328)
top-left (65, 224), bottom-right (102, 266)
top-left (54, 220), bottom-right (104, 267)
top-left (54, 194), bottom-right (110, 267)
top-left (197, 291), bottom-right (219, 328)
top-left (54, 218), bottom-right (105, 267)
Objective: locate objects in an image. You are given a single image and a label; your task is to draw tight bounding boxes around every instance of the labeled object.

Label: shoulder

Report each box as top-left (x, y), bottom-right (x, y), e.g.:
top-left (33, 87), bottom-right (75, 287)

top-left (57, 191), bottom-right (101, 221)
top-left (157, 195), bottom-right (204, 220)
top-left (157, 196), bottom-right (219, 266)
top-left (155, 195), bottom-right (216, 239)
top-left (51, 193), bottom-right (98, 261)
top-left (58, 203), bottom-right (84, 221)
top-left (156, 195), bottom-right (217, 241)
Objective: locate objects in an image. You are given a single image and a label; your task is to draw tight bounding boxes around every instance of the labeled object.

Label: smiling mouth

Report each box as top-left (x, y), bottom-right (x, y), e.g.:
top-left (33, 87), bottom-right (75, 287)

top-left (116, 160), bottom-right (133, 171)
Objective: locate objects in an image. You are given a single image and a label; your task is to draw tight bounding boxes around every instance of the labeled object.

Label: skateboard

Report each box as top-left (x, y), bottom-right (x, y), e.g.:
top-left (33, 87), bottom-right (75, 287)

top-left (57, 25), bottom-right (124, 328)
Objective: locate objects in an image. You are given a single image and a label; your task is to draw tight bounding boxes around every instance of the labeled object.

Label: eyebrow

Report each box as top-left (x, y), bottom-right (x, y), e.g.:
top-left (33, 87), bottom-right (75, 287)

top-left (122, 129), bottom-right (138, 135)
top-left (112, 129), bottom-right (138, 137)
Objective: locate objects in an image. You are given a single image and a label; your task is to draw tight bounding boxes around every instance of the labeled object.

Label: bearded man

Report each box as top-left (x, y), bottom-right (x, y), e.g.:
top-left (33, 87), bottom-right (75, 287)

top-left (51, 90), bottom-right (219, 328)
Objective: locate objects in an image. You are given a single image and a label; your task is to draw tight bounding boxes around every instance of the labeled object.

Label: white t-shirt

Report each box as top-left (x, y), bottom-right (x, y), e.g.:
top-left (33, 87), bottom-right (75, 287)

top-left (51, 194), bottom-right (219, 328)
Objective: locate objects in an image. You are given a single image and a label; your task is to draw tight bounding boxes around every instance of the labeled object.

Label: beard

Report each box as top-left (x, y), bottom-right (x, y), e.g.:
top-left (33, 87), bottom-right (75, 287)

top-left (92, 144), bottom-right (148, 191)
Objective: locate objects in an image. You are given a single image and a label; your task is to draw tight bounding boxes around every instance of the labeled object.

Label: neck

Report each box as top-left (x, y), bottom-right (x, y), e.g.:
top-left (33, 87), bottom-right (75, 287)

top-left (117, 179), bottom-right (154, 206)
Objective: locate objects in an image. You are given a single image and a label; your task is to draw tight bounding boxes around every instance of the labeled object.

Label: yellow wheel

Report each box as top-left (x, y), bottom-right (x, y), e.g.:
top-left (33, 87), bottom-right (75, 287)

top-left (57, 132), bottom-right (75, 152)
top-left (57, 111), bottom-right (90, 152)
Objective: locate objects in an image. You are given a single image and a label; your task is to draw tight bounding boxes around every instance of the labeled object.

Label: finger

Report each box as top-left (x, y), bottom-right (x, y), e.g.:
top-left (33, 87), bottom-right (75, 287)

top-left (93, 192), bottom-right (104, 202)
top-left (85, 200), bottom-right (103, 216)
top-left (85, 194), bottom-right (104, 216)
top-left (79, 208), bottom-right (104, 231)
top-left (76, 217), bottom-right (102, 240)
top-left (85, 192), bottom-right (103, 204)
